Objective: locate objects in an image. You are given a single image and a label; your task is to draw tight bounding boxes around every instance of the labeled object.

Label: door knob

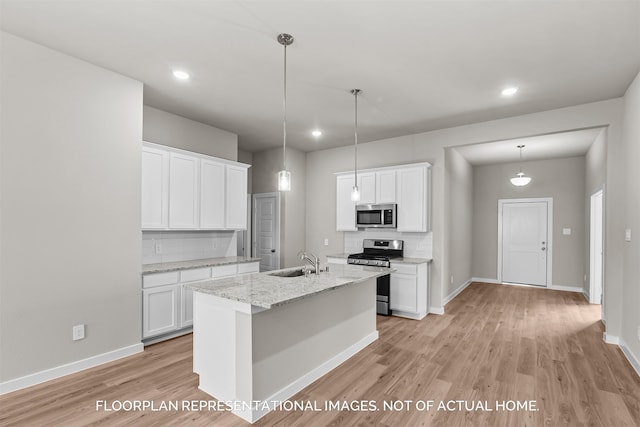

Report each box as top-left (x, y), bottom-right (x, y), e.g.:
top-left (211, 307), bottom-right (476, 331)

top-left (541, 247), bottom-right (546, 251)
top-left (271, 249), bottom-right (276, 253)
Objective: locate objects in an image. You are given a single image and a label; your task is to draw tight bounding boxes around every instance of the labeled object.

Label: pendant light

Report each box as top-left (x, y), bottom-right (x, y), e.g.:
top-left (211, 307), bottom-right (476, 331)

top-left (510, 144), bottom-right (532, 186)
top-left (350, 89), bottom-right (362, 202)
top-left (277, 33), bottom-right (293, 192)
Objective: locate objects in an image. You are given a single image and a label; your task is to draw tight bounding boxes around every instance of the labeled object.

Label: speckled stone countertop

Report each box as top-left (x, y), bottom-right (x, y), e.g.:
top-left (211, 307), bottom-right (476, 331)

top-left (326, 253), bottom-right (432, 264)
top-left (187, 264), bottom-right (391, 309)
top-left (142, 256), bottom-right (261, 274)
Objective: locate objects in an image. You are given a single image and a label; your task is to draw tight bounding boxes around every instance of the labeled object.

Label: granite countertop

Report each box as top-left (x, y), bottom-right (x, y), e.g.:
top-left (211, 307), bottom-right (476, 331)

top-left (326, 253), bottom-right (432, 264)
top-left (142, 256), bottom-right (261, 274)
top-left (187, 264), bottom-right (391, 309)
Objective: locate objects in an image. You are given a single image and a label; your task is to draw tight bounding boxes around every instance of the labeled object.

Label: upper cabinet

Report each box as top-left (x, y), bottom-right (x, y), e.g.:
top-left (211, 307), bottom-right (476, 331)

top-left (141, 146), bottom-right (169, 229)
top-left (335, 163), bottom-right (430, 232)
top-left (142, 142), bottom-right (250, 231)
top-left (336, 174), bottom-right (357, 231)
top-left (397, 166), bottom-right (429, 232)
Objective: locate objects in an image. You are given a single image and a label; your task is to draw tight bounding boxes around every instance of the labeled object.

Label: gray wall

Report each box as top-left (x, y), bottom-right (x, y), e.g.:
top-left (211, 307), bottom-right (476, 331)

top-left (143, 105), bottom-right (238, 161)
top-left (472, 156), bottom-right (586, 288)
top-left (251, 146), bottom-right (306, 268)
top-left (445, 148), bottom-right (473, 299)
top-left (621, 71), bottom-right (640, 363)
top-left (584, 128), bottom-right (607, 295)
top-left (0, 33), bottom-right (143, 381)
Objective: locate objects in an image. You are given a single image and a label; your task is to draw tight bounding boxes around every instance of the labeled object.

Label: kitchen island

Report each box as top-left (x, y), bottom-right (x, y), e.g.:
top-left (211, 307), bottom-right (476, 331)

top-left (188, 264), bottom-right (390, 423)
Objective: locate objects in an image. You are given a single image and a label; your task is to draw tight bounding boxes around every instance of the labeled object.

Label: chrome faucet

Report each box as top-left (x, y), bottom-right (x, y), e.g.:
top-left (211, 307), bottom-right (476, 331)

top-left (298, 251), bottom-right (320, 275)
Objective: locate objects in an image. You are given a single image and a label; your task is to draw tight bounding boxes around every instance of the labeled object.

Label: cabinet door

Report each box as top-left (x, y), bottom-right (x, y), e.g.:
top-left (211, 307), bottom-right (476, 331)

top-left (141, 146), bottom-right (169, 229)
top-left (390, 273), bottom-right (418, 313)
top-left (397, 166), bottom-right (426, 232)
top-left (357, 172), bottom-right (376, 205)
top-left (225, 165), bottom-right (248, 230)
top-left (376, 170), bottom-right (396, 203)
top-left (142, 284), bottom-right (179, 338)
top-left (336, 175), bottom-right (357, 231)
top-left (200, 159), bottom-right (226, 229)
top-left (169, 152), bottom-right (199, 229)
top-left (180, 284), bottom-right (194, 328)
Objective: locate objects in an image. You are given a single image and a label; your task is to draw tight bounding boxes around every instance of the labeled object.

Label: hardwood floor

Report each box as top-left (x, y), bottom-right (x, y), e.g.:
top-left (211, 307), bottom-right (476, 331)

top-left (2, 282), bottom-right (639, 426)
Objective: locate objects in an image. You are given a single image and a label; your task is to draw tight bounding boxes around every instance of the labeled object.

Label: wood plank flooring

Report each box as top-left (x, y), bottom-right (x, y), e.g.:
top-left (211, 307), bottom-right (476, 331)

top-left (2, 282), bottom-right (639, 426)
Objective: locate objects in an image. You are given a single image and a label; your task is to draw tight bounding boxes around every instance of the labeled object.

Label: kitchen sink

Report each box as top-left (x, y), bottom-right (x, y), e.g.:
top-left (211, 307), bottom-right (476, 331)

top-left (268, 269), bottom-right (307, 278)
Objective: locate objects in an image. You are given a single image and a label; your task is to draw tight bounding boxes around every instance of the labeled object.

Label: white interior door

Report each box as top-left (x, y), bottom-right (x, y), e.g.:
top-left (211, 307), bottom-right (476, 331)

top-left (590, 189), bottom-right (604, 305)
top-left (252, 193), bottom-right (280, 271)
top-left (499, 199), bottom-right (551, 287)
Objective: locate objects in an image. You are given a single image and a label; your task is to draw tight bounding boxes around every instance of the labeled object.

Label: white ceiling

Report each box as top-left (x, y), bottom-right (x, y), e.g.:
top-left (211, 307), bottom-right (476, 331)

top-left (1, 1), bottom-right (639, 154)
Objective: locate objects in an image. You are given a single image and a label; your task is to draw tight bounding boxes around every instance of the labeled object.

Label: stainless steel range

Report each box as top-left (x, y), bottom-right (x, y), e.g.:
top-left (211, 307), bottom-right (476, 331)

top-left (348, 239), bottom-right (404, 315)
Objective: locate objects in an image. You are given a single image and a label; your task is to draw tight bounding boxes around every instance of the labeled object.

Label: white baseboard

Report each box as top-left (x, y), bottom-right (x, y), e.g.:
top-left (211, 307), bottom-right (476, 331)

top-left (428, 306), bottom-right (444, 315)
top-left (619, 339), bottom-right (640, 377)
top-left (393, 310), bottom-right (427, 320)
top-left (444, 279), bottom-right (473, 306)
top-left (0, 342), bottom-right (143, 395)
top-left (235, 331), bottom-right (379, 423)
top-left (548, 284), bottom-right (585, 293)
top-left (472, 277), bottom-right (501, 284)
top-left (581, 291), bottom-right (590, 302)
top-left (603, 333), bottom-right (620, 345)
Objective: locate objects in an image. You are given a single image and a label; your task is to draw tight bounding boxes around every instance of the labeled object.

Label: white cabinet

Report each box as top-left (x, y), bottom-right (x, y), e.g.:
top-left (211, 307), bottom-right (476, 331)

top-left (142, 142), bottom-right (250, 230)
top-left (397, 166), bottom-right (429, 232)
top-left (390, 262), bottom-right (429, 320)
top-left (225, 165), bottom-right (248, 230)
top-left (357, 172), bottom-right (377, 205)
top-left (141, 146), bottom-right (169, 229)
top-left (169, 152), bottom-right (199, 229)
top-left (143, 284), bottom-right (180, 338)
top-left (200, 159), bottom-right (226, 229)
top-left (335, 163), bottom-right (429, 232)
top-left (143, 261), bottom-right (259, 341)
top-left (376, 170), bottom-right (396, 203)
top-left (336, 174), bottom-right (357, 231)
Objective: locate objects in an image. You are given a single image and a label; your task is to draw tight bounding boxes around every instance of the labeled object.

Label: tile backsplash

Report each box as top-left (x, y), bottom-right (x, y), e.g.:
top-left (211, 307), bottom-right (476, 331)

top-left (344, 230), bottom-right (432, 259)
top-left (142, 231), bottom-right (237, 264)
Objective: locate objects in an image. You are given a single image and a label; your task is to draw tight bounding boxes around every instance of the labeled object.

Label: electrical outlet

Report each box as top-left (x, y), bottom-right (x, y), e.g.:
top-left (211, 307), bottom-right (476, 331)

top-left (73, 324), bottom-right (85, 341)
top-left (154, 243), bottom-right (162, 254)
top-left (450, 275), bottom-right (454, 285)
top-left (584, 274), bottom-right (587, 282)
top-left (324, 238), bottom-right (329, 246)
top-left (625, 229), bottom-right (632, 242)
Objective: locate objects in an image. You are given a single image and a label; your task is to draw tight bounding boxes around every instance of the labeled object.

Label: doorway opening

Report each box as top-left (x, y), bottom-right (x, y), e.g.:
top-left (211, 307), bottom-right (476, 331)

top-left (589, 188), bottom-right (604, 306)
top-left (252, 192), bottom-right (281, 272)
top-left (498, 198), bottom-right (553, 287)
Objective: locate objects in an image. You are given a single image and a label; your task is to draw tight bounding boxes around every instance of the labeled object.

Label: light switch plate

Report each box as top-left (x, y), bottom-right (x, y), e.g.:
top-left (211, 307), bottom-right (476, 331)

top-left (625, 229), bottom-right (632, 242)
top-left (562, 228), bottom-right (572, 235)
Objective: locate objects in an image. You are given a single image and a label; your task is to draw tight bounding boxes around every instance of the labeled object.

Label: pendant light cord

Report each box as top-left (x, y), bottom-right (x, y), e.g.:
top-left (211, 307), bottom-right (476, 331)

top-left (354, 90), bottom-right (358, 184)
top-left (282, 43), bottom-right (287, 171)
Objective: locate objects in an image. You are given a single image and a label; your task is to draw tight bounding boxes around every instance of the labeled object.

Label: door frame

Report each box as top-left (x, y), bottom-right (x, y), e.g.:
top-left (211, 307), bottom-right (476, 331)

top-left (252, 192), bottom-right (281, 270)
top-left (589, 187), bottom-right (605, 305)
top-left (497, 197), bottom-right (553, 286)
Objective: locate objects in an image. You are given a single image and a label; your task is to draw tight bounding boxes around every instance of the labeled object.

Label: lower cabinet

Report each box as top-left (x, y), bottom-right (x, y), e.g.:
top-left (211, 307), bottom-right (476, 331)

top-left (142, 262), bottom-right (259, 341)
top-left (142, 284), bottom-right (180, 338)
top-left (390, 262), bottom-right (429, 320)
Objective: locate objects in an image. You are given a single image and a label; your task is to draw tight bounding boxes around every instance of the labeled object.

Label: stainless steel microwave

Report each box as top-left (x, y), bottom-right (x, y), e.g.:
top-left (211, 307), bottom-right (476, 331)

top-left (356, 204), bottom-right (397, 229)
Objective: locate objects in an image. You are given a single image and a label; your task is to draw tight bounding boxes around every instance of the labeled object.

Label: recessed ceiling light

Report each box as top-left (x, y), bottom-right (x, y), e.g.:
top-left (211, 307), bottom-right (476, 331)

top-left (172, 70), bottom-right (190, 80)
top-left (311, 130), bottom-right (322, 138)
top-left (501, 87), bottom-right (518, 96)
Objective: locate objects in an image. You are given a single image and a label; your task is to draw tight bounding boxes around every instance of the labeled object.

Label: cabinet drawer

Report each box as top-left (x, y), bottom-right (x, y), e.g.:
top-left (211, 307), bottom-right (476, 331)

top-left (237, 262), bottom-right (259, 275)
top-left (143, 271), bottom-right (179, 288)
top-left (180, 267), bottom-right (211, 283)
top-left (390, 263), bottom-right (417, 275)
top-left (327, 257), bottom-right (347, 265)
top-left (211, 264), bottom-right (238, 278)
